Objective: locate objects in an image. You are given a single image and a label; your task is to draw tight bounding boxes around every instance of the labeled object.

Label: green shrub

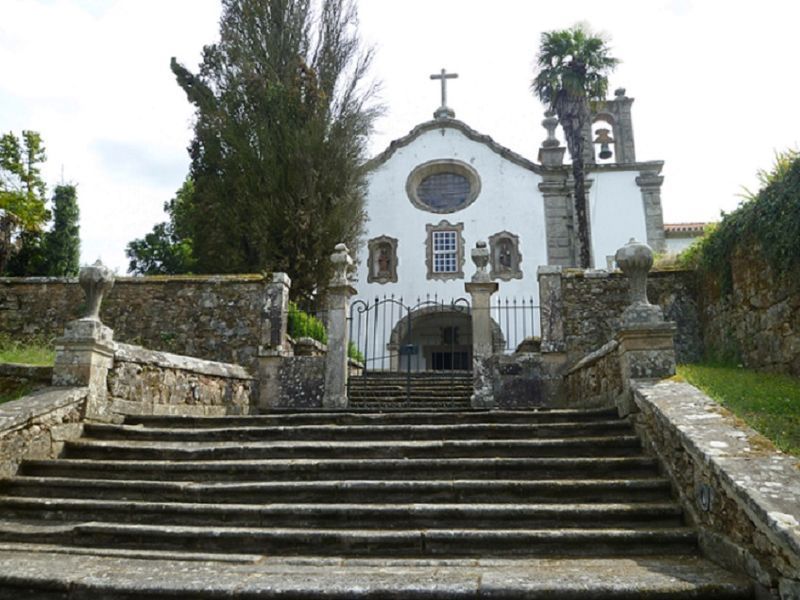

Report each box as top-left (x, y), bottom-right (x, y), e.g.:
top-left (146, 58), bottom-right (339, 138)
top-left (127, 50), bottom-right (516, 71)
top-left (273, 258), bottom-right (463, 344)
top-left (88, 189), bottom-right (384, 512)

top-left (348, 341), bottom-right (365, 364)
top-left (287, 302), bottom-right (328, 345)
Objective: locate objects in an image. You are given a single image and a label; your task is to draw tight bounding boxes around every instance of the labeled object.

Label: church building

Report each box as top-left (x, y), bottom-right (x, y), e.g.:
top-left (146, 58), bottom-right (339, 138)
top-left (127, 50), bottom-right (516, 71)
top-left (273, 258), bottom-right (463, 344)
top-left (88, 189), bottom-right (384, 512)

top-left (351, 70), bottom-right (667, 370)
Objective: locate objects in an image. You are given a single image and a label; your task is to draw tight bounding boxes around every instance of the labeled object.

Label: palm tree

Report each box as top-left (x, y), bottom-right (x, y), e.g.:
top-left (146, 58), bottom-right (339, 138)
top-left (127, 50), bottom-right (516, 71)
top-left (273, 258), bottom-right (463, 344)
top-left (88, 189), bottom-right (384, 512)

top-left (532, 25), bottom-right (618, 268)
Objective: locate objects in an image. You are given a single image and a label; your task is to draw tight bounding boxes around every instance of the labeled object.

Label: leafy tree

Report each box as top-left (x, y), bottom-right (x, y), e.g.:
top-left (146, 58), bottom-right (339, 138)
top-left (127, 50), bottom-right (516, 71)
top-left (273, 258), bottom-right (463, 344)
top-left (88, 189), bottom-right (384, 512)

top-left (532, 25), bottom-right (618, 268)
top-left (126, 178), bottom-right (196, 275)
top-left (169, 0), bottom-right (381, 299)
top-left (0, 131), bottom-right (49, 274)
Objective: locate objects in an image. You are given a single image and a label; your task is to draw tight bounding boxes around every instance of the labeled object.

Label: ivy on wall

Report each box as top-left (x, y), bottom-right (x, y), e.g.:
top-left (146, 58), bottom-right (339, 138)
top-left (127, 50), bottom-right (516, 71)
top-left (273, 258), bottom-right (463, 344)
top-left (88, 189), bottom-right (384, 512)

top-left (681, 150), bottom-right (800, 294)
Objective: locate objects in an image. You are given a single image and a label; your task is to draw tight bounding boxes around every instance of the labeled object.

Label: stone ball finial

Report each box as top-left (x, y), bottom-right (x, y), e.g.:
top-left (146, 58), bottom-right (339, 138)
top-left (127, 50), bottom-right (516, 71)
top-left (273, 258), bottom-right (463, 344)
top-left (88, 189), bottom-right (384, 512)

top-left (471, 240), bottom-right (491, 283)
top-left (79, 259), bottom-right (115, 321)
top-left (330, 243), bottom-right (354, 287)
top-left (615, 239), bottom-right (663, 325)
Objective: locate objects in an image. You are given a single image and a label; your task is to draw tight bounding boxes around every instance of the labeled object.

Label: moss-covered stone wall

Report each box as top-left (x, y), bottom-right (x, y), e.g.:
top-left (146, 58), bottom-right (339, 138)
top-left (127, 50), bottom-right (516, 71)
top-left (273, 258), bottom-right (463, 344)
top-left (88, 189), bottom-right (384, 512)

top-left (0, 275), bottom-right (269, 369)
top-left (698, 247), bottom-right (800, 375)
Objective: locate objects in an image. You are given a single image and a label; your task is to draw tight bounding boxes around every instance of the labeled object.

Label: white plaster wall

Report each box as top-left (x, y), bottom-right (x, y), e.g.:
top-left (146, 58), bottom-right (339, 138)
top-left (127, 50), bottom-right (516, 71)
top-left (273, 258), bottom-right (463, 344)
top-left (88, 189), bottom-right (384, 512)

top-left (665, 236), bottom-right (698, 255)
top-left (589, 171), bottom-right (647, 269)
top-left (355, 126), bottom-right (547, 348)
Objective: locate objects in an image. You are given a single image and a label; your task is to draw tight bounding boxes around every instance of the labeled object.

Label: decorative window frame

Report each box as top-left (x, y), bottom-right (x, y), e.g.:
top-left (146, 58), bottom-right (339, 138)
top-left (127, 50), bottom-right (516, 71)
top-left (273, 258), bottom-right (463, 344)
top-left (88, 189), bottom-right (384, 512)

top-left (366, 235), bottom-right (399, 284)
top-left (425, 220), bottom-right (465, 281)
top-left (406, 159), bottom-right (481, 214)
top-left (489, 230), bottom-right (523, 281)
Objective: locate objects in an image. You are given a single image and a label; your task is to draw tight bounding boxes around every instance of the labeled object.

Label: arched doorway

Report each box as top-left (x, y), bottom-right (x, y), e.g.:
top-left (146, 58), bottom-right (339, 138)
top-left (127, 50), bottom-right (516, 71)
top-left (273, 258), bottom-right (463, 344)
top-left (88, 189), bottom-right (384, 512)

top-left (388, 303), bottom-right (472, 372)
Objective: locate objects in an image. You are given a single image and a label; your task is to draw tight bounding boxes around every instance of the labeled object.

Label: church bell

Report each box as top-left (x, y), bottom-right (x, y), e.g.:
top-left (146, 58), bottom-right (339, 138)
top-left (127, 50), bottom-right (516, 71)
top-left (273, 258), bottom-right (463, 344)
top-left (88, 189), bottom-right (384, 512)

top-left (594, 128), bottom-right (614, 160)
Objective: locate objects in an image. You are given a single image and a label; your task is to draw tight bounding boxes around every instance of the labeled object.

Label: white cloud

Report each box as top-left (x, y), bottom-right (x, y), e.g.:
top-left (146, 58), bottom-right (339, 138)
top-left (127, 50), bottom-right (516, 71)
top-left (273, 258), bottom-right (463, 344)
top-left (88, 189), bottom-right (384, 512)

top-left (1, 0), bottom-right (798, 271)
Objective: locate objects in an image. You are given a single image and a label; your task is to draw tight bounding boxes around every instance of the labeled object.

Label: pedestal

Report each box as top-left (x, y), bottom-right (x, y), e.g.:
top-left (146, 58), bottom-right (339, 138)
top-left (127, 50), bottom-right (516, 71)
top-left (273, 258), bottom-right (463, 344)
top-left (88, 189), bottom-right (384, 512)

top-left (465, 280), bottom-right (499, 409)
top-left (52, 319), bottom-right (116, 422)
top-left (323, 284), bottom-right (356, 409)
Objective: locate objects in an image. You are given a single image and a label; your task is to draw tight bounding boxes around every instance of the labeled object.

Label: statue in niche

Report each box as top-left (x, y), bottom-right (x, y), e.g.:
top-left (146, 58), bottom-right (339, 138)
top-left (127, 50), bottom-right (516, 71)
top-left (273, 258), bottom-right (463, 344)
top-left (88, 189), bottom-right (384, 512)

top-left (375, 244), bottom-right (392, 277)
top-left (497, 239), bottom-right (513, 271)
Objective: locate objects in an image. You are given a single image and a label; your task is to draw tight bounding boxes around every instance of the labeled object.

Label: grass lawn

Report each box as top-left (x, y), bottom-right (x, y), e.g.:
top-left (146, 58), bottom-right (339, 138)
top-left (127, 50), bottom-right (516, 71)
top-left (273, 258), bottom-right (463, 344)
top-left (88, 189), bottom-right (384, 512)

top-left (677, 363), bottom-right (800, 457)
top-left (0, 336), bottom-right (55, 404)
top-left (0, 335), bottom-right (55, 366)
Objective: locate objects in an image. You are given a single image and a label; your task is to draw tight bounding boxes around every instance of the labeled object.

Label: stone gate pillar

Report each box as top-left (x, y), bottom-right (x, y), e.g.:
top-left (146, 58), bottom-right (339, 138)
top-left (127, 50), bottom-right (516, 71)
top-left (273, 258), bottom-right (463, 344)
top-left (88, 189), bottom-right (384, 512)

top-left (465, 241), bottom-right (498, 408)
top-left (323, 244), bottom-right (356, 409)
top-left (614, 238), bottom-right (676, 414)
top-left (52, 260), bottom-right (116, 421)
top-left (257, 273), bottom-right (292, 411)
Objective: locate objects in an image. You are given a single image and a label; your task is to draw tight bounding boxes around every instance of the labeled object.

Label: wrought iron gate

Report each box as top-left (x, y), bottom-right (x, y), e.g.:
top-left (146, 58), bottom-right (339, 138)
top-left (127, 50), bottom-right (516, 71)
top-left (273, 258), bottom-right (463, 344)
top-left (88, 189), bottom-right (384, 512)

top-left (348, 295), bottom-right (471, 403)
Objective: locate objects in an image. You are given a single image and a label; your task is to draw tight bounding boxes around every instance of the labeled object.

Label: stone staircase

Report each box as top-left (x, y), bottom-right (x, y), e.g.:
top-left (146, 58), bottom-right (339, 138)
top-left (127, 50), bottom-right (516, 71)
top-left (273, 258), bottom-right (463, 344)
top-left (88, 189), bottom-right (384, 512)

top-left (0, 408), bottom-right (752, 597)
top-left (348, 371), bottom-right (473, 409)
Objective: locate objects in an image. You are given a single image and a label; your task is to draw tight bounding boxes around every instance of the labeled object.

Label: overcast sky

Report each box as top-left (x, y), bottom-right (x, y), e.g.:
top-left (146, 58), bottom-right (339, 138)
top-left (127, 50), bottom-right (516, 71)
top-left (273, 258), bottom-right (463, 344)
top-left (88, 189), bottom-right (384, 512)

top-left (2, 0), bottom-right (798, 273)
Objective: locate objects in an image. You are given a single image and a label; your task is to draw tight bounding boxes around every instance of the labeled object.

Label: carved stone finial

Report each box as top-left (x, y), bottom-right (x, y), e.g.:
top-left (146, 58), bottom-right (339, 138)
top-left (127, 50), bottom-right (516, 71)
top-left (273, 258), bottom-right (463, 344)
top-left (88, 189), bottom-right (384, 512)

top-left (470, 241), bottom-right (491, 283)
top-left (614, 239), bottom-right (663, 325)
top-left (79, 260), bottom-right (115, 321)
top-left (330, 243), bottom-right (353, 287)
top-left (614, 87), bottom-right (627, 98)
top-left (541, 110), bottom-right (560, 149)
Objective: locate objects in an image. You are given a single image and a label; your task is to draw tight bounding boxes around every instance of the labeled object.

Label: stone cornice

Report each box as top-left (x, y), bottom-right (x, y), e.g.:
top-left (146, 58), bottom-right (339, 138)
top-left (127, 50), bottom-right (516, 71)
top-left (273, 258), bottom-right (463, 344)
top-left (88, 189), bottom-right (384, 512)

top-left (365, 118), bottom-right (545, 175)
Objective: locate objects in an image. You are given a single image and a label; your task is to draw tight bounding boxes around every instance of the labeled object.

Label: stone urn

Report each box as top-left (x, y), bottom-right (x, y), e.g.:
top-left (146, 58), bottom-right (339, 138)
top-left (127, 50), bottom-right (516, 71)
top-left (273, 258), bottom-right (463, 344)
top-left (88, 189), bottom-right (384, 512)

top-left (471, 241), bottom-right (491, 283)
top-left (330, 243), bottom-right (353, 287)
top-left (79, 260), bottom-right (115, 321)
top-left (614, 239), bottom-right (664, 325)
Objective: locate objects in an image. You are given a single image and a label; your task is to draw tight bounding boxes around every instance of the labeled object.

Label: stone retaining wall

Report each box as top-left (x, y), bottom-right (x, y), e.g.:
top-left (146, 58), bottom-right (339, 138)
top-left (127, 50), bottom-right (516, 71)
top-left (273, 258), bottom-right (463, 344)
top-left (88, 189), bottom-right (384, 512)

top-left (539, 267), bottom-right (701, 365)
top-left (0, 387), bottom-right (87, 478)
top-left (0, 275), bottom-right (276, 369)
top-left (699, 248), bottom-right (800, 376)
top-left (0, 363), bottom-right (53, 400)
top-left (107, 343), bottom-right (255, 416)
top-left (632, 380), bottom-right (800, 598)
top-left (275, 356), bottom-right (326, 409)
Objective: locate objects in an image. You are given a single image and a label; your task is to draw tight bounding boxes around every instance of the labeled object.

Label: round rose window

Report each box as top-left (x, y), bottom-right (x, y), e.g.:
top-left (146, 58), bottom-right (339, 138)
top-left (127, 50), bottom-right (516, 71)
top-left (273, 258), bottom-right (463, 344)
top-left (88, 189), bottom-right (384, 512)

top-left (406, 160), bottom-right (481, 214)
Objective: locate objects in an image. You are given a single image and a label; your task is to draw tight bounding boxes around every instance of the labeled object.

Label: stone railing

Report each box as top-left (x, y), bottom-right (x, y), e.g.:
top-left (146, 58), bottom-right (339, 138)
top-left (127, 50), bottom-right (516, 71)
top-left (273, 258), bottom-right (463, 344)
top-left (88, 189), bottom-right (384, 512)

top-left (0, 387), bottom-right (87, 478)
top-left (108, 343), bottom-right (255, 417)
top-left (563, 340), bottom-right (623, 408)
top-left (633, 380), bottom-right (800, 598)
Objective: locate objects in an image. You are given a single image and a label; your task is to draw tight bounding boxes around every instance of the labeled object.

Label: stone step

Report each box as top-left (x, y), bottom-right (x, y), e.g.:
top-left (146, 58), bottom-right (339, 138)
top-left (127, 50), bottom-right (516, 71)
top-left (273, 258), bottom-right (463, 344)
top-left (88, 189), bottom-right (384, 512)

top-left (347, 386), bottom-right (473, 394)
top-left (123, 407), bottom-right (621, 428)
top-left (0, 551), bottom-right (754, 599)
top-left (349, 372), bottom-right (473, 379)
top-left (83, 420), bottom-right (634, 442)
top-left (345, 395), bottom-right (473, 404)
top-left (0, 477), bottom-right (674, 504)
top-left (62, 436), bottom-right (644, 461)
top-left (21, 456), bottom-right (662, 482)
top-left (347, 401), bottom-right (474, 410)
top-left (0, 498), bottom-right (685, 529)
top-left (0, 521), bottom-right (699, 557)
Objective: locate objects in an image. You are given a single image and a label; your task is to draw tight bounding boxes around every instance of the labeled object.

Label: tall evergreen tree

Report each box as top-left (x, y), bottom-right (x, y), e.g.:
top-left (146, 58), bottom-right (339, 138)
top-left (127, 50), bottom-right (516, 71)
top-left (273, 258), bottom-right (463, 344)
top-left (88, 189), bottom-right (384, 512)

top-left (43, 184), bottom-right (80, 276)
top-left (0, 131), bottom-right (49, 274)
top-left (532, 25), bottom-right (618, 268)
top-left (169, 0), bottom-right (381, 299)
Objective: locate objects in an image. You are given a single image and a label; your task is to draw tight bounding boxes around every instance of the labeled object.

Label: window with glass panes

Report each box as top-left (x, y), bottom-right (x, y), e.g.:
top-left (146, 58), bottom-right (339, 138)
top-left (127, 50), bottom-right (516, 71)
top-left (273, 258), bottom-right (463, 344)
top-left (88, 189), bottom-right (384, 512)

top-left (432, 230), bottom-right (458, 273)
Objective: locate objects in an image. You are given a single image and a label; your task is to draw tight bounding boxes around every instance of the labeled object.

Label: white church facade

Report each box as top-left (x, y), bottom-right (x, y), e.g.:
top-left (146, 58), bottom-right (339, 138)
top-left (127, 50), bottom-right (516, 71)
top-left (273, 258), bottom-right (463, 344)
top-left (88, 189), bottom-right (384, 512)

top-left (350, 72), bottom-right (667, 370)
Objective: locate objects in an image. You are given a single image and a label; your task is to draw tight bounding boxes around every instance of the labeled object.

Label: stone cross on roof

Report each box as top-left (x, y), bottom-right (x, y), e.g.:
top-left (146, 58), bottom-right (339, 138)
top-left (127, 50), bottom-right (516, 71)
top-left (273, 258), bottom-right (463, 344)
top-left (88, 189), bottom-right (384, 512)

top-left (430, 68), bottom-right (458, 119)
